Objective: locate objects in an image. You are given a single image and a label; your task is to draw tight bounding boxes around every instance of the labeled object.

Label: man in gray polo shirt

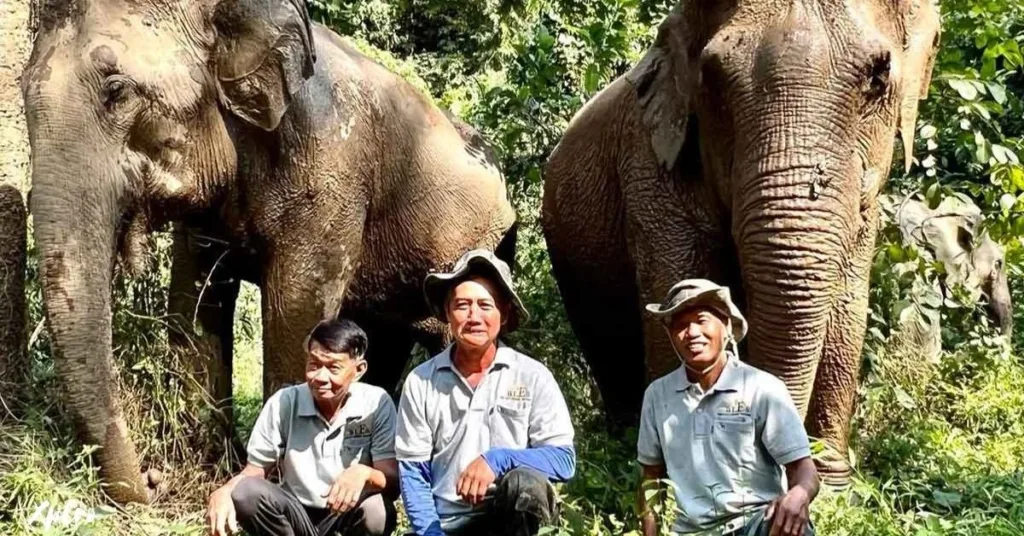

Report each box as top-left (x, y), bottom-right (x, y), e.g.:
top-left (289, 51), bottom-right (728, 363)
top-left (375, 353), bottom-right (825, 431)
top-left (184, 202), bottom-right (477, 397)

top-left (206, 318), bottom-right (398, 536)
top-left (396, 249), bottom-right (576, 536)
top-left (637, 279), bottom-right (819, 536)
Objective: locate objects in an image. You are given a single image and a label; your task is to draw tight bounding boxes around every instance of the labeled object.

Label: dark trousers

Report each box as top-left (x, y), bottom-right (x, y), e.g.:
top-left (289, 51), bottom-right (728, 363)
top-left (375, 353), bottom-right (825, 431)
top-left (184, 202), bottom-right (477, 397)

top-left (232, 477), bottom-right (396, 536)
top-left (444, 467), bottom-right (559, 536)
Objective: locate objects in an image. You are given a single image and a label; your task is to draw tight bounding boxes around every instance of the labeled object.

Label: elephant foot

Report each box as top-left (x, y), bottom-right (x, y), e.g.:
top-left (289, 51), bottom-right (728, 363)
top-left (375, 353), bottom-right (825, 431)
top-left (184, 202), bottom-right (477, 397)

top-left (813, 455), bottom-right (852, 490)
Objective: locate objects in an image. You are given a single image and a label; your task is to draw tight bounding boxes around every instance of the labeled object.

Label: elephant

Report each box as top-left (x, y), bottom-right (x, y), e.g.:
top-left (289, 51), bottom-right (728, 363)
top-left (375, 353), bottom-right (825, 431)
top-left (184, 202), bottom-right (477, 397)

top-left (892, 196), bottom-right (1013, 361)
top-left (542, 0), bottom-right (940, 485)
top-left (21, 0), bottom-right (516, 503)
top-left (0, 185), bottom-right (27, 393)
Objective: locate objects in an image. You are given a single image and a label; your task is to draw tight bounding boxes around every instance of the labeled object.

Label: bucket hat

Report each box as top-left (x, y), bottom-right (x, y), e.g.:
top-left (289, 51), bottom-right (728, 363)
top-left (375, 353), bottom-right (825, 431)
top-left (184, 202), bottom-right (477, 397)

top-left (645, 279), bottom-right (747, 343)
top-left (424, 249), bottom-right (529, 332)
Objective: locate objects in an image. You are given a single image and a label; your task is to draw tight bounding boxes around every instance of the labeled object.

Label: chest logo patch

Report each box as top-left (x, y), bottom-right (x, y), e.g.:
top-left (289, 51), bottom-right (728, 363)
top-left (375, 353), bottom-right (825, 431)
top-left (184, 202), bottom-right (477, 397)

top-left (503, 384), bottom-right (530, 401)
top-left (719, 399), bottom-right (749, 414)
top-left (345, 420), bottom-right (372, 439)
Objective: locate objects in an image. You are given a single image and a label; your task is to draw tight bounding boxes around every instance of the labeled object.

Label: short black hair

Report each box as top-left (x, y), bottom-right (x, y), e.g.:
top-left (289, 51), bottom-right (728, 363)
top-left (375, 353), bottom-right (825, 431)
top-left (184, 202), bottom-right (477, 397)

top-left (306, 318), bottom-right (368, 359)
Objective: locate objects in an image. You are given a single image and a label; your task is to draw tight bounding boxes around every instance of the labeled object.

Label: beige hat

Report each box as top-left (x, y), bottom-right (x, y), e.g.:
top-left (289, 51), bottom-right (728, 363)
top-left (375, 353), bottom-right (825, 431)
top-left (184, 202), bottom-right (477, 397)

top-left (423, 249), bottom-right (529, 332)
top-left (645, 279), bottom-right (747, 343)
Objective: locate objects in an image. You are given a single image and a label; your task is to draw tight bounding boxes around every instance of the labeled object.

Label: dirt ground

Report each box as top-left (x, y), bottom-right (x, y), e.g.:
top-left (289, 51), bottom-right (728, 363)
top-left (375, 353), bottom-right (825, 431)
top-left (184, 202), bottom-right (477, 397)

top-left (1, 0), bottom-right (31, 195)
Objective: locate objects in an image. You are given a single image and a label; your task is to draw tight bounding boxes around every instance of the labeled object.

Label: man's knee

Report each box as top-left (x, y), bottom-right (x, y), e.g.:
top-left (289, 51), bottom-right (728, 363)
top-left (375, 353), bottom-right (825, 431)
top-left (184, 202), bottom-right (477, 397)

top-left (499, 468), bottom-right (552, 499)
top-left (495, 468), bottom-right (557, 522)
top-left (231, 476), bottom-right (274, 520)
top-left (355, 494), bottom-right (395, 536)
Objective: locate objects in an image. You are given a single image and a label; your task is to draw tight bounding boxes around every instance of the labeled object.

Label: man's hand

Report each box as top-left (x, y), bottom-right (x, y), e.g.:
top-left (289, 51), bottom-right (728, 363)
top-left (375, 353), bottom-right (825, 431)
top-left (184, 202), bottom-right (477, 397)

top-left (325, 464), bottom-right (373, 513)
top-left (207, 486), bottom-right (239, 536)
top-left (766, 485), bottom-right (811, 536)
top-left (456, 456), bottom-right (496, 506)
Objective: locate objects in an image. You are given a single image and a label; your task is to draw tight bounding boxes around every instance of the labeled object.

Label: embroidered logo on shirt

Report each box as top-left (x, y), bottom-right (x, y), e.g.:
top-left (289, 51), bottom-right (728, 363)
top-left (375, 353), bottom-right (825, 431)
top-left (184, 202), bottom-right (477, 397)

top-left (719, 399), bottom-right (749, 414)
top-left (503, 384), bottom-right (530, 401)
top-left (344, 419), bottom-right (372, 439)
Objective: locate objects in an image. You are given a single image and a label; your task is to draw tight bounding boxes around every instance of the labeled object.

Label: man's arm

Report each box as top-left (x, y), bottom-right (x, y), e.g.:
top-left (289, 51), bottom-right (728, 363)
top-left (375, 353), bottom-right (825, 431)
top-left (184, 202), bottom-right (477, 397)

top-left (396, 374), bottom-right (443, 536)
top-left (638, 463), bottom-right (666, 536)
top-left (207, 463), bottom-right (268, 536)
top-left (371, 458), bottom-right (400, 499)
top-left (766, 457), bottom-right (819, 536)
top-left (481, 445), bottom-right (576, 481)
top-left (400, 461), bottom-right (445, 536)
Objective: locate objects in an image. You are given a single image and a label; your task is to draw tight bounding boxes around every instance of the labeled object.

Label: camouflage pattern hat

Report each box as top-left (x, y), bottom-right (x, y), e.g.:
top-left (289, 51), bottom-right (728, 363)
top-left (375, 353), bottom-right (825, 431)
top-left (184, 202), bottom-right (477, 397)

top-left (423, 249), bottom-right (529, 332)
top-left (645, 278), bottom-right (748, 343)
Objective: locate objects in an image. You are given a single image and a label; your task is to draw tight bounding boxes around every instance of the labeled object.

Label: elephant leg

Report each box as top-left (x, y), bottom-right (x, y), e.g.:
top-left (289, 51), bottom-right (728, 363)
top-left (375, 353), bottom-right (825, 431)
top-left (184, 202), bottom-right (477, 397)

top-left (261, 248), bottom-right (357, 397)
top-left (350, 313), bottom-right (416, 396)
top-left (167, 230), bottom-right (240, 444)
top-left (546, 233), bottom-right (646, 428)
top-left (0, 185), bottom-right (27, 403)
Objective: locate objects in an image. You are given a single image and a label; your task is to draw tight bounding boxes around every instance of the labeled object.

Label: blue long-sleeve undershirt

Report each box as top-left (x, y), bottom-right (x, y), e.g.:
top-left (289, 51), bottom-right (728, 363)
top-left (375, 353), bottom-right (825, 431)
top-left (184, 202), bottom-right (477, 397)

top-left (399, 461), bottom-right (445, 536)
top-left (482, 445), bottom-right (577, 481)
top-left (400, 446), bottom-right (575, 535)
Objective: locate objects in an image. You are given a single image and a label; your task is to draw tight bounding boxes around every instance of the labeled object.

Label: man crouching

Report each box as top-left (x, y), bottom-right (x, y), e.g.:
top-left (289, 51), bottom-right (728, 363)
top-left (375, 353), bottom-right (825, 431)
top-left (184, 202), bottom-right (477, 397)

top-left (207, 318), bottom-right (398, 536)
top-left (397, 249), bottom-right (576, 536)
top-left (637, 279), bottom-right (819, 536)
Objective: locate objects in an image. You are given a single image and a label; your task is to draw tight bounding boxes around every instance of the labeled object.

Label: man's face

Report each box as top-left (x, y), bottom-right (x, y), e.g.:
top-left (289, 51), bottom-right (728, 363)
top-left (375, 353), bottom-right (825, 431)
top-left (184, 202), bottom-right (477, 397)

top-left (304, 340), bottom-right (366, 405)
top-left (668, 307), bottom-right (728, 369)
top-left (447, 276), bottom-right (507, 351)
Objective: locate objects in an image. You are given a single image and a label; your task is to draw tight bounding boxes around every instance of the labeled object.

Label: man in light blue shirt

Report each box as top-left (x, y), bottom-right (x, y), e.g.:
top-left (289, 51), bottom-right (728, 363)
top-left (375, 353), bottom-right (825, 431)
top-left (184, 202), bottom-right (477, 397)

top-left (637, 279), bottom-right (819, 536)
top-left (206, 318), bottom-right (398, 536)
top-left (396, 249), bottom-right (576, 536)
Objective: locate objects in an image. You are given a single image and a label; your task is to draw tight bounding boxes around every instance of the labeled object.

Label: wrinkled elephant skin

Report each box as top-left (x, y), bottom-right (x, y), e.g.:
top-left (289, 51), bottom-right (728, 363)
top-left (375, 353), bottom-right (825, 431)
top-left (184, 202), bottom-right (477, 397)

top-left (543, 0), bottom-right (941, 485)
top-left (22, 0), bottom-right (515, 503)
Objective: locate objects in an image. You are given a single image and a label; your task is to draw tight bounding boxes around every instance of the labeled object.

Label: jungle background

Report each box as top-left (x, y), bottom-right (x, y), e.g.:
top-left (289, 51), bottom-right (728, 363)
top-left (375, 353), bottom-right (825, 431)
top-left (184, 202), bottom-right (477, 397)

top-left (1, 0), bottom-right (1023, 534)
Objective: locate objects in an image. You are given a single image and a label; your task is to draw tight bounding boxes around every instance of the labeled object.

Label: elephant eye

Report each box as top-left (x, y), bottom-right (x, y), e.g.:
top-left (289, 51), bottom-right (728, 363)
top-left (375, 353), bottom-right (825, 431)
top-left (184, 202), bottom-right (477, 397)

top-left (863, 51), bottom-right (892, 100)
top-left (101, 75), bottom-right (134, 109)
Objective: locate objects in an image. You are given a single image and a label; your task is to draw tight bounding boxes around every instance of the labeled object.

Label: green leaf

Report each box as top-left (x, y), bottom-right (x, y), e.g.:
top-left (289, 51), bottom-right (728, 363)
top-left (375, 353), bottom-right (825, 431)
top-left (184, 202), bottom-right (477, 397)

top-left (919, 124), bottom-right (937, 139)
top-left (1000, 193), bottom-right (1016, 212)
top-left (893, 385), bottom-right (917, 409)
top-left (932, 490), bottom-right (962, 508)
top-left (987, 82), bottom-right (1007, 104)
top-left (948, 79), bottom-right (978, 100)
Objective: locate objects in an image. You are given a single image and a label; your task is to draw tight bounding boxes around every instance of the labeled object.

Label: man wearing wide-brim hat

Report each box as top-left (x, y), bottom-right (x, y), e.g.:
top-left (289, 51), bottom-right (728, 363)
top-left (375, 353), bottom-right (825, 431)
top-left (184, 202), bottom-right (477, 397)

top-left (636, 279), bottom-right (819, 536)
top-left (396, 249), bottom-right (576, 536)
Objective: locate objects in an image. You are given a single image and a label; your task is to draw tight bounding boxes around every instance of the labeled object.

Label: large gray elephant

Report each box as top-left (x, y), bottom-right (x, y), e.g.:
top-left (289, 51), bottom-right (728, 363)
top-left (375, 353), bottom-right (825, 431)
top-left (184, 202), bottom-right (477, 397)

top-left (543, 0), bottom-right (940, 484)
top-left (893, 196), bottom-right (1013, 360)
top-left (22, 0), bottom-right (515, 503)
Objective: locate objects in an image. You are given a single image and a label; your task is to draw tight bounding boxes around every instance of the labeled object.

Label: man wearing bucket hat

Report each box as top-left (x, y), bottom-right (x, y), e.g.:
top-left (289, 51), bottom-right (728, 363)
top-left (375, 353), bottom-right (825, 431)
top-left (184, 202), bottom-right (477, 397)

top-left (636, 279), bottom-right (819, 536)
top-left (395, 249), bottom-right (576, 536)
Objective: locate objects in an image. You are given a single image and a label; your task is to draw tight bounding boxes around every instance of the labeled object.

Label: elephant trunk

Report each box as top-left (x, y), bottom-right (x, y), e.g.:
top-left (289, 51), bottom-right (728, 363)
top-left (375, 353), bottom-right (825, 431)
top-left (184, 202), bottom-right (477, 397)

top-left (29, 150), bottom-right (150, 504)
top-left (733, 164), bottom-right (856, 416)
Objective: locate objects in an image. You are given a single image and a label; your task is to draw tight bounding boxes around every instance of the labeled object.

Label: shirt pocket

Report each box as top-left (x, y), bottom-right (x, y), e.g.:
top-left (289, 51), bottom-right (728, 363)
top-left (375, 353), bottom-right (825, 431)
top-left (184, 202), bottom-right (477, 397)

top-left (341, 436), bottom-right (372, 468)
top-left (488, 403), bottom-right (530, 447)
top-left (711, 412), bottom-right (756, 471)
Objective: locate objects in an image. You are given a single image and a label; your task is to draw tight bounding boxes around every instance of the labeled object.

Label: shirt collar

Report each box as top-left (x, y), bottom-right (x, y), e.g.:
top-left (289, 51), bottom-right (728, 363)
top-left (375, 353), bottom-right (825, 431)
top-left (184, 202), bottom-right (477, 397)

top-left (673, 352), bottom-right (741, 393)
top-left (296, 383), bottom-right (365, 424)
top-left (435, 341), bottom-right (515, 372)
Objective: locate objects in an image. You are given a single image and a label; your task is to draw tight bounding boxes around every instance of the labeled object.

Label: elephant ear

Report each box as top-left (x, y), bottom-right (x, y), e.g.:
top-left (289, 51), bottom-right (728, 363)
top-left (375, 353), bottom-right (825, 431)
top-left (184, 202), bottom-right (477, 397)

top-left (897, 0), bottom-right (941, 173)
top-left (213, 0), bottom-right (316, 131)
top-left (625, 5), bottom-right (695, 172)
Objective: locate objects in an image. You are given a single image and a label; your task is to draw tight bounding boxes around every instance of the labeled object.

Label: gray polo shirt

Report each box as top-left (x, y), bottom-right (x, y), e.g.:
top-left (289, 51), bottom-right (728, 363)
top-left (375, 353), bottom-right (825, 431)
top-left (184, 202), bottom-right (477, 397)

top-left (395, 343), bottom-right (574, 522)
top-left (247, 381), bottom-right (397, 508)
top-left (637, 354), bottom-right (810, 534)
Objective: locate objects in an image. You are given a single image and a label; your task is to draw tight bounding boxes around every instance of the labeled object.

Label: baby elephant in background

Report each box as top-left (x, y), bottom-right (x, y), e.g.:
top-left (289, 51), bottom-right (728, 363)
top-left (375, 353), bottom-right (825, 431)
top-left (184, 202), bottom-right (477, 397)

top-left (894, 196), bottom-right (1013, 360)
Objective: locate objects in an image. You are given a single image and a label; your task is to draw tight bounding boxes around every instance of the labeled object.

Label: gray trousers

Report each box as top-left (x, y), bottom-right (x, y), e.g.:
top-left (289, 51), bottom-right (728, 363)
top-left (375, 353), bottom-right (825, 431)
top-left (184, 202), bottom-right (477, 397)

top-left (724, 507), bottom-right (815, 536)
top-left (232, 477), bottom-right (396, 536)
top-left (443, 467), bottom-right (559, 536)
